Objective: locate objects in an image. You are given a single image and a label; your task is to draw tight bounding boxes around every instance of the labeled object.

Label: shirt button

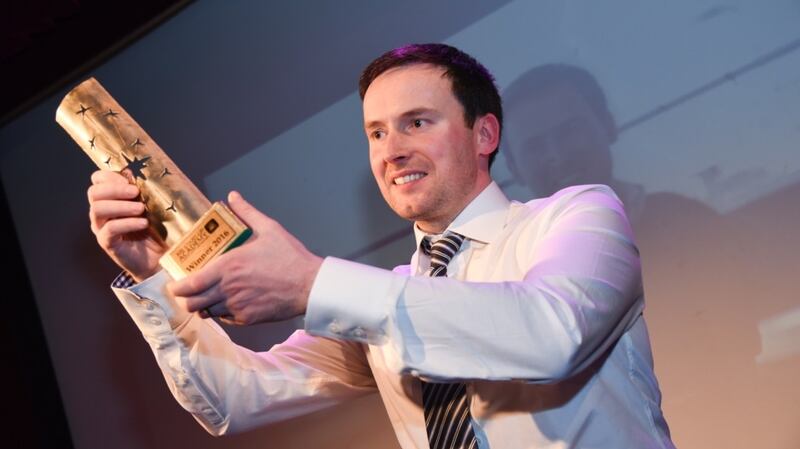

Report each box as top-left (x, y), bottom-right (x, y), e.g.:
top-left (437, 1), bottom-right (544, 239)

top-left (329, 322), bottom-right (341, 334)
top-left (145, 302), bottom-right (155, 311)
top-left (353, 327), bottom-right (366, 338)
top-left (149, 318), bottom-right (162, 326)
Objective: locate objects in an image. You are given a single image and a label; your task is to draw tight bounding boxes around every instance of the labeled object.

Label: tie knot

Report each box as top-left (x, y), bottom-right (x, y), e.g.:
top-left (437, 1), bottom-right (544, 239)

top-left (421, 232), bottom-right (465, 277)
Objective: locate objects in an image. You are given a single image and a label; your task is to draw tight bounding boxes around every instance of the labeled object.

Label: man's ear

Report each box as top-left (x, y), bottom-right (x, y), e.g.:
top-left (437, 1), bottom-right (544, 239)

top-left (475, 113), bottom-right (501, 157)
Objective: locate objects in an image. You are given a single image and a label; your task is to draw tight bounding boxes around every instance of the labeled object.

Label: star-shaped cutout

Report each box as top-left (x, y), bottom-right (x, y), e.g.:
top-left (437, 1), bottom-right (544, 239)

top-left (103, 109), bottom-right (119, 118)
top-left (122, 153), bottom-right (152, 180)
top-left (103, 155), bottom-right (113, 167)
top-left (130, 138), bottom-right (144, 147)
top-left (166, 201), bottom-right (177, 213)
top-left (89, 136), bottom-right (96, 149)
top-left (160, 167), bottom-right (172, 178)
top-left (76, 104), bottom-right (92, 116)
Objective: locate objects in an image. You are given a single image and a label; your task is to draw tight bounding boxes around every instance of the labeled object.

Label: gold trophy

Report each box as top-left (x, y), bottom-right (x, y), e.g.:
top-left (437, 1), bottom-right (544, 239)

top-left (56, 78), bottom-right (251, 280)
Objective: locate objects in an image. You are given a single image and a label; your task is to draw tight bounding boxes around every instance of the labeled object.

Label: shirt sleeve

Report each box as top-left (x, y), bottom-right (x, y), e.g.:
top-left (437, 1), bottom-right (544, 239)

top-left (111, 270), bottom-right (376, 435)
top-left (304, 185), bottom-right (644, 382)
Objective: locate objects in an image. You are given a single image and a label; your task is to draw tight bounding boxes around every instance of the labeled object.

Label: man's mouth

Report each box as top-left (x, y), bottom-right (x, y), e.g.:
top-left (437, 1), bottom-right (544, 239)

top-left (393, 172), bottom-right (427, 185)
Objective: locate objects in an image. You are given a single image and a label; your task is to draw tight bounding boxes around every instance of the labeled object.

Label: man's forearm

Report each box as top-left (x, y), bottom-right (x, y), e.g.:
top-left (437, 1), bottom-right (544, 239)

top-left (112, 274), bottom-right (376, 435)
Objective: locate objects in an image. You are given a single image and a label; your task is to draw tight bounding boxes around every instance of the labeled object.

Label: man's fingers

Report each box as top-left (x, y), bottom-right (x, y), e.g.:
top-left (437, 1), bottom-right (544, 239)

top-left (89, 200), bottom-right (146, 235)
top-left (90, 169), bottom-right (129, 185)
top-left (167, 256), bottom-right (226, 300)
top-left (198, 299), bottom-right (231, 319)
top-left (227, 190), bottom-right (272, 233)
top-left (95, 217), bottom-right (149, 247)
top-left (90, 200), bottom-right (145, 224)
top-left (88, 181), bottom-right (140, 203)
top-left (173, 282), bottom-right (226, 313)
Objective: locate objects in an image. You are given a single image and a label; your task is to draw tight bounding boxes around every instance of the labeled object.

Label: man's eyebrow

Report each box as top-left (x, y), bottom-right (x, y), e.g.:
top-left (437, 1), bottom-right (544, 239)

top-left (364, 108), bottom-right (438, 130)
top-left (364, 119), bottom-right (384, 131)
top-left (399, 107), bottom-right (437, 119)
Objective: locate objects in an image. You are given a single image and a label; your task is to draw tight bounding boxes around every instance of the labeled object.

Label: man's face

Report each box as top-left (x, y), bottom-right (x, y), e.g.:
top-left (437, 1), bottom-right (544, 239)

top-left (363, 64), bottom-right (492, 232)
top-left (504, 82), bottom-right (613, 196)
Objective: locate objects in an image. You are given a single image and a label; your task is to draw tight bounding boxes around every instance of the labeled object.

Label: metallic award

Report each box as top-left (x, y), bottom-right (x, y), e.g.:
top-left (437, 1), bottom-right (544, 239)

top-left (56, 78), bottom-right (251, 280)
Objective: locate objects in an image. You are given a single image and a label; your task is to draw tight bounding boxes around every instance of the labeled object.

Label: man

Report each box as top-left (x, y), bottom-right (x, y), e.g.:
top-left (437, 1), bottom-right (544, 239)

top-left (88, 44), bottom-right (674, 448)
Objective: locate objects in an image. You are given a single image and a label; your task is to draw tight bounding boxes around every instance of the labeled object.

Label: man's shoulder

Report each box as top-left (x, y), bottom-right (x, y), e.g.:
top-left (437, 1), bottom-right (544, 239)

top-left (503, 184), bottom-right (629, 238)
top-left (518, 184), bottom-right (622, 213)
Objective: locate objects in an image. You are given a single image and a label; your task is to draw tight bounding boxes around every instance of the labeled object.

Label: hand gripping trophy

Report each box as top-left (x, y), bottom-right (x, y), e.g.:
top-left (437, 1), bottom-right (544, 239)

top-left (56, 78), bottom-right (251, 280)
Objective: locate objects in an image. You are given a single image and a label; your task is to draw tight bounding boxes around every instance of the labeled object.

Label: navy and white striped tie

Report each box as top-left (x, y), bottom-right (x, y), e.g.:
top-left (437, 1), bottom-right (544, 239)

top-left (420, 232), bottom-right (477, 449)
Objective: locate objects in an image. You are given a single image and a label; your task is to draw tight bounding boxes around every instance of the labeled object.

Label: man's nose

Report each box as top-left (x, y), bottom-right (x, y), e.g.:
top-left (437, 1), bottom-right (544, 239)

top-left (383, 132), bottom-right (410, 164)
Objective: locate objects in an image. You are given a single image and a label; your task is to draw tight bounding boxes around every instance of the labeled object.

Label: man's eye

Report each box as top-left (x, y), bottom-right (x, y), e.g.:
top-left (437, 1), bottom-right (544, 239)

top-left (413, 119), bottom-right (424, 128)
top-left (372, 130), bottom-right (386, 140)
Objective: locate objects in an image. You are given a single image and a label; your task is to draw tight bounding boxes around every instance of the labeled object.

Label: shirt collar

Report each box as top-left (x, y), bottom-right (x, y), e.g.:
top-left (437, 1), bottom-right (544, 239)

top-left (413, 181), bottom-right (511, 247)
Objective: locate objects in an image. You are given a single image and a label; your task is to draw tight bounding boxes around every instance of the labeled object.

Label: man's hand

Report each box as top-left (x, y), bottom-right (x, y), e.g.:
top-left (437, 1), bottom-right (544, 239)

top-left (88, 170), bottom-right (168, 282)
top-left (167, 191), bottom-right (323, 325)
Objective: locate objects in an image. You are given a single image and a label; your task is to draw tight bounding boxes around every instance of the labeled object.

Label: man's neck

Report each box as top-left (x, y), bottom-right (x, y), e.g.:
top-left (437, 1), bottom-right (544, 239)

top-left (416, 221), bottom-right (448, 235)
top-left (414, 178), bottom-right (493, 234)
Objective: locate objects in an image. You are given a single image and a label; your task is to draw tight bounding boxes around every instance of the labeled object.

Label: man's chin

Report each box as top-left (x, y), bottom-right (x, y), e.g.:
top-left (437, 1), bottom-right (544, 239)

top-left (390, 202), bottom-right (430, 222)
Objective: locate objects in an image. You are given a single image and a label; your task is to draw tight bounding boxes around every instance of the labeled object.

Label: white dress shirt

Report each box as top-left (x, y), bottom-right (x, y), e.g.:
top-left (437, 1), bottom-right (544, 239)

top-left (112, 182), bottom-right (674, 448)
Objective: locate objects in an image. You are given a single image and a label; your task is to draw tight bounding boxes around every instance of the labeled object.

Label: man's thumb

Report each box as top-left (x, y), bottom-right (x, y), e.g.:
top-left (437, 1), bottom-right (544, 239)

top-left (227, 190), bottom-right (262, 229)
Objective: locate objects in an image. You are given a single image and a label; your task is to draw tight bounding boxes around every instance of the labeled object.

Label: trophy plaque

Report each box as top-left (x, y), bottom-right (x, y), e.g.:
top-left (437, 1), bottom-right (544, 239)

top-left (56, 78), bottom-right (252, 280)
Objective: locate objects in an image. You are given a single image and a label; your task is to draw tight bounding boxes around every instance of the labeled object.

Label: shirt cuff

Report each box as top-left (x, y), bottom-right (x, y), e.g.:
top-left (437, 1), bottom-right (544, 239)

top-left (112, 271), bottom-right (137, 288)
top-left (304, 257), bottom-right (406, 345)
top-left (111, 269), bottom-right (192, 329)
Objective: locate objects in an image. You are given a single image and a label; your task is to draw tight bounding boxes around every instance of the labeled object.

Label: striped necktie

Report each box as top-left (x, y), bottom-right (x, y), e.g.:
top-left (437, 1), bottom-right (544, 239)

top-left (420, 232), bottom-right (477, 449)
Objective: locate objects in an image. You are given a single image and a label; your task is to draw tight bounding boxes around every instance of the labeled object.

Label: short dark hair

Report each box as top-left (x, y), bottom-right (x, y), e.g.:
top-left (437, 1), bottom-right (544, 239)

top-left (359, 43), bottom-right (503, 168)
